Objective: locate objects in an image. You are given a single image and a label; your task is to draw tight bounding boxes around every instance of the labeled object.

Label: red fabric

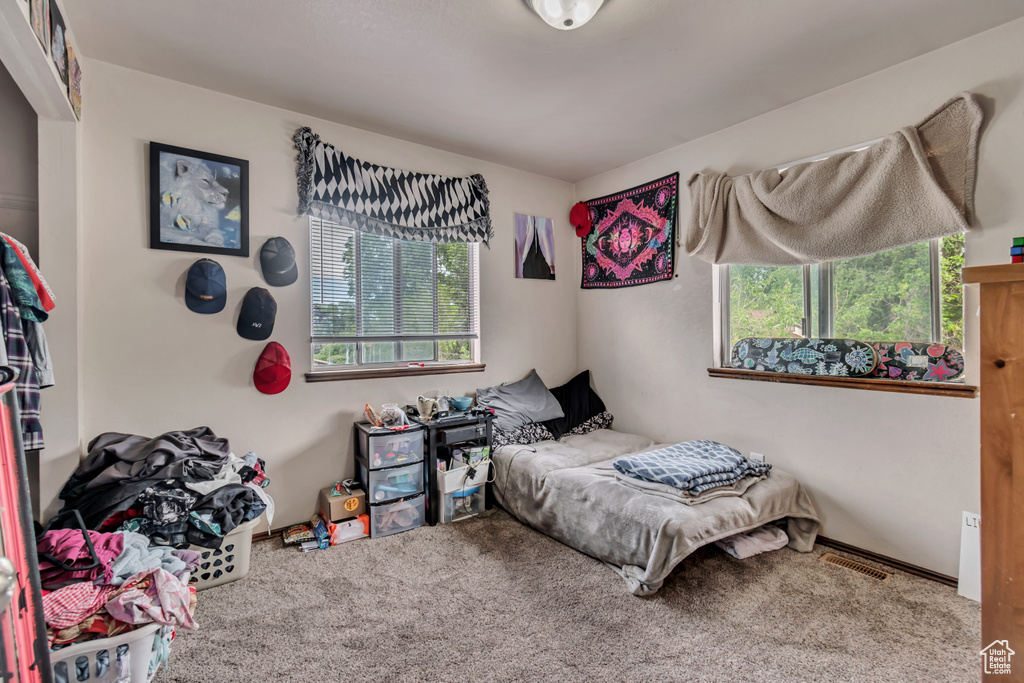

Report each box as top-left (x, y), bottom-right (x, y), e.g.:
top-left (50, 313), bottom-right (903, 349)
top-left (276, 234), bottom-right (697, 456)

top-left (43, 582), bottom-right (118, 630)
top-left (2, 235), bottom-right (55, 311)
top-left (37, 529), bottom-right (124, 588)
top-left (98, 507), bottom-right (141, 532)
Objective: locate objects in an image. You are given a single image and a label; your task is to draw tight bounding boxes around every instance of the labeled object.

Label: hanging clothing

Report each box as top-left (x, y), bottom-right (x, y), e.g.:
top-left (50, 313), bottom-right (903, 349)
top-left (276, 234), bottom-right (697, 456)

top-left (0, 268), bottom-right (43, 450)
top-left (2, 234), bottom-right (55, 312)
top-left (0, 235), bottom-right (54, 388)
top-left (0, 239), bottom-right (47, 322)
top-left (23, 321), bottom-right (53, 388)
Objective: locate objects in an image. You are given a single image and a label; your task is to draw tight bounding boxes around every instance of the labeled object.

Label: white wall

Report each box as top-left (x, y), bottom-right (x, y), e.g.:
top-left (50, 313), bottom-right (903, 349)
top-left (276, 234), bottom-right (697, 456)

top-left (75, 60), bottom-right (576, 530)
top-left (575, 18), bottom-right (1024, 577)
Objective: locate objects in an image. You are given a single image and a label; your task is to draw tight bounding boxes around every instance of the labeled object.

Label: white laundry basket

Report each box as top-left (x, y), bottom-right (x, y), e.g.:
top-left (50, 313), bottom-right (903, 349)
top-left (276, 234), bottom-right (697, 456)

top-left (50, 623), bottom-right (164, 683)
top-left (187, 516), bottom-right (260, 591)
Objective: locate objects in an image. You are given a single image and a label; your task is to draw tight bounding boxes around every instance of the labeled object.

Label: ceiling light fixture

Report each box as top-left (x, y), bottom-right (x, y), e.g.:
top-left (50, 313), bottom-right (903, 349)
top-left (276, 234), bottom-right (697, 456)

top-left (524, 0), bottom-right (605, 30)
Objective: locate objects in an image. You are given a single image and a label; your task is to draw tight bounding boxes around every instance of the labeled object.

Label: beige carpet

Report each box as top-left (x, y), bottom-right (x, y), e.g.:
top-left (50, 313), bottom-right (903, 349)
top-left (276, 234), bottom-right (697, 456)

top-left (161, 510), bottom-right (979, 682)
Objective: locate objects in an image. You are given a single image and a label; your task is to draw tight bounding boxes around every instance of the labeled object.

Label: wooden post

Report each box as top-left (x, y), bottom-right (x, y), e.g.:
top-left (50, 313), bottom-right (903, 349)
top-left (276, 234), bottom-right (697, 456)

top-left (963, 263), bottom-right (1024, 682)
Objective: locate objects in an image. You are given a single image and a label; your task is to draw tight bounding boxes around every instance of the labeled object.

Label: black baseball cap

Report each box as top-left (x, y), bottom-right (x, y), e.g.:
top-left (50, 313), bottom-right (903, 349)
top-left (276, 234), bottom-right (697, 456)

top-left (185, 259), bottom-right (226, 314)
top-left (237, 287), bottom-right (276, 340)
top-left (260, 236), bottom-right (298, 287)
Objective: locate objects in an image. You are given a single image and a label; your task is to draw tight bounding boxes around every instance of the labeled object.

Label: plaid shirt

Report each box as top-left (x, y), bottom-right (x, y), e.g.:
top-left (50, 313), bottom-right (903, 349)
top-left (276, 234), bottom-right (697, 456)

top-left (43, 581), bottom-right (118, 630)
top-left (0, 268), bottom-right (43, 450)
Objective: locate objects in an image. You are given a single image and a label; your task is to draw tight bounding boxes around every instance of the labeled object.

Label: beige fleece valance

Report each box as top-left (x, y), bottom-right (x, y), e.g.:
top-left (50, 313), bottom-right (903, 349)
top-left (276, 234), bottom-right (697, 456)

top-left (685, 92), bottom-right (983, 265)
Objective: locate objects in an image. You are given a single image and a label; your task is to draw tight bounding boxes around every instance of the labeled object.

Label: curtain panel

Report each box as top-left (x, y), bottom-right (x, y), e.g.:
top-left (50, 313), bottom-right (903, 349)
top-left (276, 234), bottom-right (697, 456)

top-left (685, 92), bottom-right (983, 265)
top-left (294, 127), bottom-right (493, 245)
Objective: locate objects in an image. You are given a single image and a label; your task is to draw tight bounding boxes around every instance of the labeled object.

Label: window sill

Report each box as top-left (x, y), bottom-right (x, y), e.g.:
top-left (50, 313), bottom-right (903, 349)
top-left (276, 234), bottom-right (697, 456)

top-left (707, 367), bottom-right (978, 398)
top-left (306, 363), bottom-right (486, 383)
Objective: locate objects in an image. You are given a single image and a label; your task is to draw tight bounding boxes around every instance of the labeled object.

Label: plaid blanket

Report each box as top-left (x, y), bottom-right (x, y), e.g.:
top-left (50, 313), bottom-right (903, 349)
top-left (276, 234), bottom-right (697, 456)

top-left (613, 440), bottom-right (771, 494)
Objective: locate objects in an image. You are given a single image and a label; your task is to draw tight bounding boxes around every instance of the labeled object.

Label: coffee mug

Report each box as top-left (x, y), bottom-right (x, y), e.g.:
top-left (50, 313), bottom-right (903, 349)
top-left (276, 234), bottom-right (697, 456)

top-left (416, 396), bottom-right (440, 418)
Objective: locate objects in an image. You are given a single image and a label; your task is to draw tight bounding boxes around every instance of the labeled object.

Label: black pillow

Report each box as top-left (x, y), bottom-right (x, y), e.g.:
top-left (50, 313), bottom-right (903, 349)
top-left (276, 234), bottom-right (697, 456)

top-left (543, 370), bottom-right (606, 439)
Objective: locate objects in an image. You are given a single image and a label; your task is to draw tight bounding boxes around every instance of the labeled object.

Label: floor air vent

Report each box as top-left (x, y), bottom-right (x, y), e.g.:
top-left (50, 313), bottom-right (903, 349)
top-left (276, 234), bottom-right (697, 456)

top-left (820, 552), bottom-right (891, 581)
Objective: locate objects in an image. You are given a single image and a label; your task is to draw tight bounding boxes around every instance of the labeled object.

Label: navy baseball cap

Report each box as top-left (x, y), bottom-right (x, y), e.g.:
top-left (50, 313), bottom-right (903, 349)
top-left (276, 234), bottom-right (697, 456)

top-left (237, 287), bottom-right (276, 340)
top-left (185, 259), bottom-right (226, 314)
top-left (260, 236), bottom-right (298, 287)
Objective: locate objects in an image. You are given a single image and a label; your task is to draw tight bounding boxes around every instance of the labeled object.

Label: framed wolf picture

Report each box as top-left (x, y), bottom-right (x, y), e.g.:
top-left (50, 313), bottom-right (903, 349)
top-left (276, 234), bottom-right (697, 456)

top-left (149, 142), bottom-right (250, 257)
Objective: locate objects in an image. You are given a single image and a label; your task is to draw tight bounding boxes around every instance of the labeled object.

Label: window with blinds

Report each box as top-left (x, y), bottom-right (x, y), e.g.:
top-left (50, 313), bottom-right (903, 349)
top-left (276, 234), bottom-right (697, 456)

top-left (310, 217), bottom-right (479, 370)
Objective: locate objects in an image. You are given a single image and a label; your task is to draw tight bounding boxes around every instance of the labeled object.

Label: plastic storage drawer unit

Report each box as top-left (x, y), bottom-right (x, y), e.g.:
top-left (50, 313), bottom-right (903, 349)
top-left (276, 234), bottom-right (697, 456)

top-left (359, 461), bottom-right (425, 504)
top-left (356, 423), bottom-right (425, 470)
top-left (369, 494), bottom-right (425, 538)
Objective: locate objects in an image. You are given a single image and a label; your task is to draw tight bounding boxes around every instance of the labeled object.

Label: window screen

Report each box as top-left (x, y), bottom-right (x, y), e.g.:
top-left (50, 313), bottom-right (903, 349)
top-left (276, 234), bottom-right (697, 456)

top-left (310, 218), bottom-right (478, 368)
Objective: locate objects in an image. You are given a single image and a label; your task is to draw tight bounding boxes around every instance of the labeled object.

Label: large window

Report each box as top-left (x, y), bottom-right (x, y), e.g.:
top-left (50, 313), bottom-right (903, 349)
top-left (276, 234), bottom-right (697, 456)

top-left (722, 234), bottom-right (965, 360)
top-left (310, 218), bottom-right (479, 371)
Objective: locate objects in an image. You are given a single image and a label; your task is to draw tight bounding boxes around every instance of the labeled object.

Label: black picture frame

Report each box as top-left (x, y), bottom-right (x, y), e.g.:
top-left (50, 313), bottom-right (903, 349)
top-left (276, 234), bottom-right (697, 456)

top-left (149, 142), bottom-right (250, 257)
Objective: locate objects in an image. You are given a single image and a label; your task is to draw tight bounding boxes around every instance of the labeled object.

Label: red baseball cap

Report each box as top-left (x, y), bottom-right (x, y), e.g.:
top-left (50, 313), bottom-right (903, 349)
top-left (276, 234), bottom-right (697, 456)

top-left (570, 202), bottom-right (592, 237)
top-left (254, 342), bottom-right (291, 394)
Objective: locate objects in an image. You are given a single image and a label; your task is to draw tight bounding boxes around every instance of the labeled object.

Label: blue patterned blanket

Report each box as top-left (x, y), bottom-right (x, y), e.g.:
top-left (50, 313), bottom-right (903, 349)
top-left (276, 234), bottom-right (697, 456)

top-left (612, 440), bottom-right (771, 494)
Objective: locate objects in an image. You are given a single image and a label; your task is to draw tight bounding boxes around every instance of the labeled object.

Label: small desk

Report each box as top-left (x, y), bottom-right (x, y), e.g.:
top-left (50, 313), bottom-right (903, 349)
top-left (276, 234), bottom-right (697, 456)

top-left (412, 412), bottom-right (494, 525)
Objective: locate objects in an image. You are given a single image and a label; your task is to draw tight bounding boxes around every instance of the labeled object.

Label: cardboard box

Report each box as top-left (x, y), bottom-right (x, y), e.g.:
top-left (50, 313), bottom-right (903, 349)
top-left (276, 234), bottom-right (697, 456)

top-left (319, 486), bottom-right (366, 522)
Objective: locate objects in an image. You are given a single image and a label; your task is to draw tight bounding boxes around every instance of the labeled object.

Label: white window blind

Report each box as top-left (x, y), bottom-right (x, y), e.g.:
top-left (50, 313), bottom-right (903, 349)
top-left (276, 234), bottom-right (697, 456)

top-left (310, 218), bottom-right (479, 366)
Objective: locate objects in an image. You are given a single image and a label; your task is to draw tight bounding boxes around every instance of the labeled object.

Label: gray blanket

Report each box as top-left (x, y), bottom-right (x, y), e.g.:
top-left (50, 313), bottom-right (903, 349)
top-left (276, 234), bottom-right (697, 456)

top-left (493, 429), bottom-right (820, 596)
top-left (685, 92), bottom-right (982, 265)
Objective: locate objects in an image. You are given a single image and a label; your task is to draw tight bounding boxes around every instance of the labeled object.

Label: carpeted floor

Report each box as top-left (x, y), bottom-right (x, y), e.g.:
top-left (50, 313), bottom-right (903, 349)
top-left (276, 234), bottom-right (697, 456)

top-left (162, 510), bottom-right (979, 682)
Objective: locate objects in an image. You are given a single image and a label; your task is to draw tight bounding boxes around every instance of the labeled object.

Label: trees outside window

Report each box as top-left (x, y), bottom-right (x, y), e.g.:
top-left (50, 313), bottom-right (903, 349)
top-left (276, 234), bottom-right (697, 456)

top-left (726, 236), bottom-right (964, 353)
top-left (310, 218), bottom-right (478, 370)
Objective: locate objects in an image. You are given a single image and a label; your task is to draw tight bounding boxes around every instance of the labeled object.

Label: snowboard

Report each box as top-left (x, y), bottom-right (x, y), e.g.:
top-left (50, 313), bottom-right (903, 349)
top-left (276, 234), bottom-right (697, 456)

top-left (731, 338), bottom-right (879, 377)
top-left (866, 341), bottom-right (965, 382)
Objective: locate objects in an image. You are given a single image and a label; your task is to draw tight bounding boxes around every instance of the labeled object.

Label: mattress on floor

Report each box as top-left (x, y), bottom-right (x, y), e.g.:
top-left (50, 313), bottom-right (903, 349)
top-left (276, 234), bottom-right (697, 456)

top-left (492, 429), bottom-right (821, 596)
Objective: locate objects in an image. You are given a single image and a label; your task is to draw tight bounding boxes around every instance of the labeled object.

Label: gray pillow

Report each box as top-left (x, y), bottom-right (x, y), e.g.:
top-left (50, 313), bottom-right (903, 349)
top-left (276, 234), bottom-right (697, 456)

top-left (476, 370), bottom-right (565, 431)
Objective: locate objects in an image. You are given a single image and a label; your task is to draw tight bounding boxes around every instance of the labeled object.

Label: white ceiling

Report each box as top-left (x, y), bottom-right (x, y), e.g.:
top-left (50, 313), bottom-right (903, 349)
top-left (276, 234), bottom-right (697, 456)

top-left (64, 0), bottom-right (1024, 182)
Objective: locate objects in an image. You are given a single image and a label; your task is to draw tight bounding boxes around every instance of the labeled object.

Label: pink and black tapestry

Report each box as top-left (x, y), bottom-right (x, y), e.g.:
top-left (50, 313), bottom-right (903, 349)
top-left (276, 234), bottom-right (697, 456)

top-left (580, 173), bottom-right (678, 289)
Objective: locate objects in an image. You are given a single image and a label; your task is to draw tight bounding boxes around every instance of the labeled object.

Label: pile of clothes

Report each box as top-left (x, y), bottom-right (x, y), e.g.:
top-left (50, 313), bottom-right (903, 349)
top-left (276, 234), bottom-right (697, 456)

top-left (53, 426), bottom-right (273, 549)
top-left (612, 439), bottom-right (772, 505)
top-left (39, 524), bottom-right (199, 681)
top-left (42, 426), bottom-right (275, 677)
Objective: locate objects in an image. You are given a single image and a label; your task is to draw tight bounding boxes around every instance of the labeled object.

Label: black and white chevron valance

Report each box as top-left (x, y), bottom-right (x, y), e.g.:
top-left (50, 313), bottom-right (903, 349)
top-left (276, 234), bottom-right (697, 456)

top-left (294, 127), bottom-right (492, 245)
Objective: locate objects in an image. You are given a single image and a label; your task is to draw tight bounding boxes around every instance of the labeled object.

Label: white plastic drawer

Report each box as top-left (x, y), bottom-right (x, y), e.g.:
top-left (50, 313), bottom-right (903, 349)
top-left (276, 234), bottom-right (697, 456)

top-left (364, 432), bottom-right (424, 469)
top-left (369, 495), bottom-right (425, 538)
top-left (361, 461), bottom-right (424, 504)
top-left (441, 486), bottom-right (485, 523)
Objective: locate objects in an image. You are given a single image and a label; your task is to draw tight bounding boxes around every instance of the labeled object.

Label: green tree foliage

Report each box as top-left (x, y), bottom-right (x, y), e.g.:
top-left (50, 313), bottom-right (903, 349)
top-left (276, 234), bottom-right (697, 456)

top-left (313, 234), bottom-right (474, 365)
top-left (730, 237), bottom-right (964, 350)
top-left (940, 233), bottom-right (965, 349)
top-left (729, 265), bottom-right (803, 345)
top-left (832, 241), bottom-right (931, 342)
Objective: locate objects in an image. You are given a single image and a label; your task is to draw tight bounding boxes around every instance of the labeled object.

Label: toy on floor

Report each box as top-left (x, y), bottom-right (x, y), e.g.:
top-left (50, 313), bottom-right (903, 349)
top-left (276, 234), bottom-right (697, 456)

top-left (1012, 237), bottom-right (1023, 263)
